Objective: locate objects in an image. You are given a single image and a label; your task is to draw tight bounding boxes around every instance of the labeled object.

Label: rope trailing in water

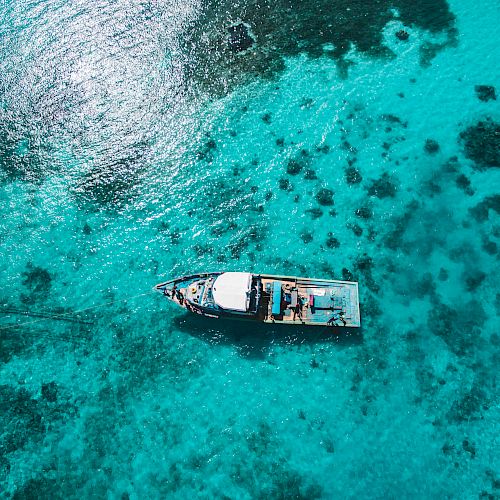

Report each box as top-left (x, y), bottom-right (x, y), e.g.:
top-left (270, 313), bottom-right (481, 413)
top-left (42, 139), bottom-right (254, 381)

top-left (0, 308), bottom-right (93, 325)
top-left (0, 291), bottom-right (155, 331)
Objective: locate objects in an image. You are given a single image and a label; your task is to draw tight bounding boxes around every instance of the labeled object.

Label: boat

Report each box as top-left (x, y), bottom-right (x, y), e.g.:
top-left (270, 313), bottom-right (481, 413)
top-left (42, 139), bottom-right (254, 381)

top-left (154, 272), bottom-right (360, 328)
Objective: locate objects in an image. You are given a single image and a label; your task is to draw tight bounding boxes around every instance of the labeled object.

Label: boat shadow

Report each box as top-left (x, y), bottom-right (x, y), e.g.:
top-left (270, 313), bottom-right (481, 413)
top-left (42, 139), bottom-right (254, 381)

top-left (172, 314), bottom-right (364, 359)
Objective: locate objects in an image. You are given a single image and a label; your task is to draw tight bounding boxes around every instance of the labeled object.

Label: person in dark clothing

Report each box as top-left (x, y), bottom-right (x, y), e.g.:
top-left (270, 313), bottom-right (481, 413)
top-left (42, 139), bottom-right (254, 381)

top-left (293, 296), bottom-right (303, 321)
top-left (327, 311), bottom-right (346, 326)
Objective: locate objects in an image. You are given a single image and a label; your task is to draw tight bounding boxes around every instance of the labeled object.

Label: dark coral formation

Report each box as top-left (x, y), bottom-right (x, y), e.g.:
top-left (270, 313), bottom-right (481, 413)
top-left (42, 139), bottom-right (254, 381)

top-left (179, 0), bottom-right (456, 95)
top-left (424, 138), bottom-right (440, 154)
top-left (41, 382), bottom-right (58, 403)
top-left (300, 231), bottom-right (313, 243)
top-left (227, 22), bottom-right (255, 52)
top-left (261, 112), bottom-right (272, 124)
top-left (469, 195), bottom-right (500, 222)
top-left (446, 382), bottom-right (489, 422)
top-left (0, 384), bottom-right (74, 456)
top-left (427, 300), bottom-right (485, 355)
top-left (305, 208), bottom-right (323, 219)
top-left (455, 174), bottom-right (474, 195)
top-left (304, 169), bottom-right (318, 180)
top-left (462, 269), bottom-right (486, 292)
top-left (474, 85), bottom-right (496, 102)
top-left (459, 120), bottom-right (500, 170)
top-left (286, 158), bottom-right (305, 175)
top-left (279, 178), bottom-right (292, 191)
top-left (395, 29), bottom-right (410, 41)
top-left (348, 223), bottom-right (363, 236)
top-left (345, 166), bottom-right (363, 184)
top-left (413, 272), bottom-right (436, 298)
top-left (315, 188), bottom-right (334, 206)
top-left (353, 254), bottom-right (379, 292)
top-left (366, 172), bottom-right (398, 198)
top-left (325, 233), bottom-right (340, 248)
top-left (21, 264), bottom-right (52, 295)
top-left (355, 206), bottom-right (373, 219)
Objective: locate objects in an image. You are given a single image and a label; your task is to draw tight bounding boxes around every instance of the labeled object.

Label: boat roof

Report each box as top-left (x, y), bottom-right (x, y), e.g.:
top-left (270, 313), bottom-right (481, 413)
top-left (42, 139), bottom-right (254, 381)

top-left (212, 272), bottom-right (252, 311)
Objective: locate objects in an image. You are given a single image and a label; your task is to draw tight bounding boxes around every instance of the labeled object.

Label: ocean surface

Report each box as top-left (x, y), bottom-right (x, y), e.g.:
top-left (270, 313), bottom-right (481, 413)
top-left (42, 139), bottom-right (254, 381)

top-left (0, 0), bottom-right (499, 497)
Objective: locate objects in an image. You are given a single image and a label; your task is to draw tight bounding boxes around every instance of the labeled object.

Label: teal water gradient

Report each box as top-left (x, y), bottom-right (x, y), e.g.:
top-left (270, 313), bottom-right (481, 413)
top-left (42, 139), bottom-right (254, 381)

top-left (0, 0), bottom-right (499, 497)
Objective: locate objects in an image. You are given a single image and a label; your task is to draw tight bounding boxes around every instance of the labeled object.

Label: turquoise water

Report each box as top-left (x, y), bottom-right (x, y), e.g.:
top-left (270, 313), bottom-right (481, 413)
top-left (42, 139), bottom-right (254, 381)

top-left (0, 0), bottom-right (499, 496)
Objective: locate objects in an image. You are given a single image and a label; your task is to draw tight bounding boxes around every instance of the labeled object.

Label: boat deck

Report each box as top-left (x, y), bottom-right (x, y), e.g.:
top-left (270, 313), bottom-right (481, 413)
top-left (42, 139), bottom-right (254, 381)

top-left (259, 275), bottom-right (360, 327)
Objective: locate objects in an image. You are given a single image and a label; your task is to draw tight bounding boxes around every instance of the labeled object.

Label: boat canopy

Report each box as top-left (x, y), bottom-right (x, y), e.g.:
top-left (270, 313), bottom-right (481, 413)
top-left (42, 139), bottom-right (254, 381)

top-left (212, 272), bottom-right (252, 311)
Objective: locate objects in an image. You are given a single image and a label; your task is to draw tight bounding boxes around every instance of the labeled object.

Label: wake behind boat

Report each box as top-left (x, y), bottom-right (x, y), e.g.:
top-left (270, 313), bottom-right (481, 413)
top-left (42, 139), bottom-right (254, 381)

top-left (154, 272), bottom-right (360, 328)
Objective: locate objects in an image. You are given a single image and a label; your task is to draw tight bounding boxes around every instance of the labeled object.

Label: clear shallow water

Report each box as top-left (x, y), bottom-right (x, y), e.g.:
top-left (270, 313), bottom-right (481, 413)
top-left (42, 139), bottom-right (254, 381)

top-left (0, 0), bottom-right (499, 497)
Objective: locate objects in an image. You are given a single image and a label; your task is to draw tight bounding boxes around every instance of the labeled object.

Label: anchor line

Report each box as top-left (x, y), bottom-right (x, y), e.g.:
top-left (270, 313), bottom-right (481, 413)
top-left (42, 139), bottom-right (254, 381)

top-left (0, 290), bottom-right (155, 331)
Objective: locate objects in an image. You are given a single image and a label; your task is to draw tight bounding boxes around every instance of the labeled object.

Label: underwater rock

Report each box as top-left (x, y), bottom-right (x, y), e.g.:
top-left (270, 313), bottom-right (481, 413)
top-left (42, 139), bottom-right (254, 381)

top-left (395, 29), bottom-right (410, 41)
top-left (469, 195), bottom-right (500, 222)
top-left (348, 223), bottom-right (363, 236)
top-left (0, 385), bottom-right (45, 454)
top-left (355, 206), bottom-right (373, 219)
top-left (421, 178), bottom-right (442, 196)
top-left (180, 0), bottom-right (456, 96)
top-left (342, 268), bottom-right (353, 281)
top-left (463, 269), bottom-right (486, 292)
top-left (442, 155), bottom-right (460, 173)
top-left (420, 40), bottom-right (450, 67)
top-left (424, 139), bottom-right (440, 154)
top-left (340, 140), bottom-right (357, 153)
top-left (459, 120), bottom-right (500, 170)
top-left (286, 159), bottom-right (304, 175)
top-left (276, 137), bottom-right (285, 147)
top-left (345, 166), bottom-right (363, 184)
top-left (428, 300), bottom-right (485, 355)
top-left (21, 264), bottom-right (52, 294)
top-left (447, 383), bottom-right (489, 424)
top-left (227, 22), bottom-right (255, 53)
top-left (304, 169), bottom-right (317, 180)
top-left (279, 178), bottom-right (293, 191)
top-left (41, 382), bottom-right (58, 402)
top-left (305, 208), bottom-right (323, 219)
top-left (300, 97), bottom-right (314, 109)
top-left (367, 172), bottom-right (398, 198)
top-left (380, 114), bottom-right (408, 128)
top-left (315, 144), bottom-right (330, 154)
top-left (438, 268), bottom-right (449, 281)
top-left (325, 233), bottom-right (340, 248)
top-left (12, 477), bottom-right (64, 500)
top-left (0, 455), bottom-right (9, 479)
top-left (414, 272), bottom-right (436, 298)
top-left (455, 174), bottom-right (474, 195)
top-left (315, 188), bottom-right (334, 206)
top-left (300, 231), bottom-right (313, 244)
top-left (482, 238), bottom-right (497, 255)
top-left (475, 85), bottom-right (496, 102)
top-left (261, 113), bottom-right (272, 124)
top-left (353, 254), bottom-right (379, 292)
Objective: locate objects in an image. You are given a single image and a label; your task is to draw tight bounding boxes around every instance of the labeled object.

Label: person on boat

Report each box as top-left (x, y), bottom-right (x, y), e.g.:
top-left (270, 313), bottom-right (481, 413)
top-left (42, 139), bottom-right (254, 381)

top-left (293, 296), bottom-right (303, 321)
top-left (172, 285), bottom-right (184, 305)
top-left (327, 311), bottom-right (346, 327)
